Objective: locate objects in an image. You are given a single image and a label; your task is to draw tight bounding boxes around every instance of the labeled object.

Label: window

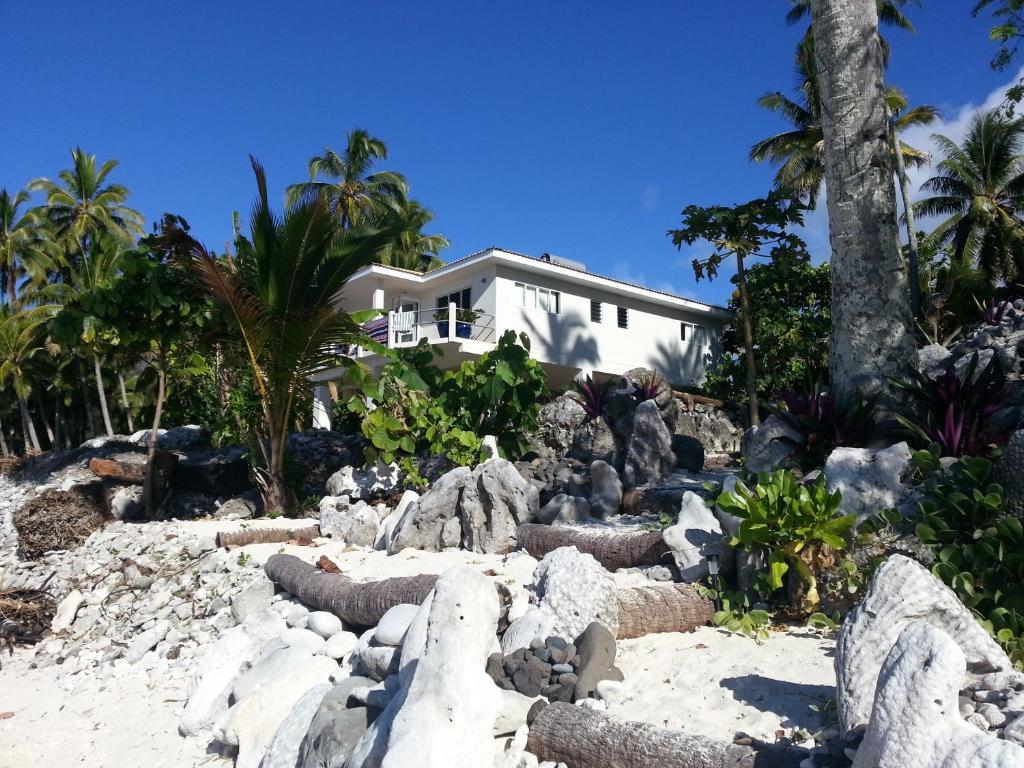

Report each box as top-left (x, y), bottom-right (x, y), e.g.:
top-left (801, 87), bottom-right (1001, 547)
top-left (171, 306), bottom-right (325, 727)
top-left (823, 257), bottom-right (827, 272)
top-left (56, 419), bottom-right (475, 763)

top-left (515, 282), bottom-right (560, 314)
top-left (436, 288), bottom-right (471, 311)
top-left (617, 306), bottom-right (628, 329)
top-left (682, 323), bottom-right (705, 343)
top-left (590, 299), bottom-right (602, 323)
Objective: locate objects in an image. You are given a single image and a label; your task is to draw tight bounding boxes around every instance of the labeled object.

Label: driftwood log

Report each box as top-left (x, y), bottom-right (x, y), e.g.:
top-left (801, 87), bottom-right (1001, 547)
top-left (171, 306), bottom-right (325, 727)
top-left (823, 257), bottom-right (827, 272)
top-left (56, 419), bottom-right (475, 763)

top-left (527, 702), bottom-right (810, 768)
top-left (265, 554), bottom-right (711, 638)
top-left (216, 526), bottom-right (321, 549)
top-left (88, 451), bottom-right (177, 484)
top-left (615, 583), bottom-right (714, 639)
top-left (516, 523), bottom-right (671, 571)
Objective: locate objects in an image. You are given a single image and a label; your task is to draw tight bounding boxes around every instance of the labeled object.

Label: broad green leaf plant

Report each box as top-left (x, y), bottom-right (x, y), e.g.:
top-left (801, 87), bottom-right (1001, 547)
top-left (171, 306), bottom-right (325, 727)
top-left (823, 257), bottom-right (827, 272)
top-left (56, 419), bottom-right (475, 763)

top-left (716, 469), bottom-right (855, 611)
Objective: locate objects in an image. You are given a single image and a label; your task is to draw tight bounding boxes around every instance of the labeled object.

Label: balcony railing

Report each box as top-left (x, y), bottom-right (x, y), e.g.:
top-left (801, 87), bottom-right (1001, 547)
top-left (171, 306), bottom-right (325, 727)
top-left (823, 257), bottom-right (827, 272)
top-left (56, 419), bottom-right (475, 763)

top-left (339, 303), bottom-right (496, 359)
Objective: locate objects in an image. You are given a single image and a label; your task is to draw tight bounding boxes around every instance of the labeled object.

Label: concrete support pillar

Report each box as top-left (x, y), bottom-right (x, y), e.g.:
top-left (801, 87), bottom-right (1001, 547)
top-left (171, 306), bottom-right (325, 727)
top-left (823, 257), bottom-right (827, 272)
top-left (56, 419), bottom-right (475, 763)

top-left (312, 384), bottom-right (332, 431)
top-left (371, 285), bottom-right (385, 310)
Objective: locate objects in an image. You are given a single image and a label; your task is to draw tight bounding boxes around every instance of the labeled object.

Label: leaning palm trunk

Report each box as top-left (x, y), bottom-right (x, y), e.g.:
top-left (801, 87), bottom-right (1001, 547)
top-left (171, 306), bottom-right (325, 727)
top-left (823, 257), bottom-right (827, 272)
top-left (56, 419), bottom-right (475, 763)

top-left (17, 393), bottom-right (40, 453)
top-left (92, 354), bottom-right (114, 437)
top-left (35, 392), bottom-right (53, 447)
top-left (810, 0), bottom-right (917, 409)
top-left (735, 252), bottom-right (760, 425)
top-left (889, 106), bottom-right (922, 317)
top-left (78, 368), bottom-right (97, 438)
top-left (117, 371), bottom-right (134, 433)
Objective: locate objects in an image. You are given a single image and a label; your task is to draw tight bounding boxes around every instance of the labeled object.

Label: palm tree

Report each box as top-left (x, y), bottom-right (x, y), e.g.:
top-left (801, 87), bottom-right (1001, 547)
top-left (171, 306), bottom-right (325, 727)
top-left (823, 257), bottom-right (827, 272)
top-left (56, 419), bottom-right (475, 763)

top-left (0, 304), bottom-right (57, 453)
top-left (913, 110), bottom-right (1024, 284)
top-left (170, 157), bottom-right (409, 510)
top-left (809, 0), bottom-right (917, 408)
top-left (375, 200), bottom-right (449, 272)
top-left (287, 130), bottom-right (408, 230)
top-left (0, 189), bottom-right (59, 305)
top-left (750, 37), bottom-right (936, 207)
top-left (29, 147), bottom-right (144, 255)
top-left (787, 0), bottom-right (918, 32)
top-left (42, 233), bottom-right (127, 437)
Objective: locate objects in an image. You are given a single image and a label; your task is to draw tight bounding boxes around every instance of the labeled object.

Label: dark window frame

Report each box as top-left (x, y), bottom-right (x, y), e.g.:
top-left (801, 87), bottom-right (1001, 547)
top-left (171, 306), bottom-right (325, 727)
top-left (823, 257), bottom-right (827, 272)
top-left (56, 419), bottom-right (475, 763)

top-left (617, 306), bottom-right (629, 329)
top-left (590, 299), bottom-right (602, 323)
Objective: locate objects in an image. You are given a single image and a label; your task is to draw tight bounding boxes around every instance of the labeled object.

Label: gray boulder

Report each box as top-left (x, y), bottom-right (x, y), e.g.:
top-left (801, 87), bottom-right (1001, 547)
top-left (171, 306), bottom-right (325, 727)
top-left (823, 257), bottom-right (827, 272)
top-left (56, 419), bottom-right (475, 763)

top-left (536, 493), bottom-right (591, 525)
top-left (918, 343), bottom-right (952, 380)
top-left (569, 416), bottom-right (617, 464)
top-left (740, 414), bottom-right (803, 473)
top-left (661, 491), bottom-right (725, 581)
top-left (231, 577), bottom-right (275, 623)
top-left (671, 434), bottom-right (704, 473)
top-left (325, 461), bottom-right (400, 500)
top-left (319, 498), bottom-right (379, 547)
top-left (529, 546), bottom-right (618, 641)
top-left (297, 677), bottom-right (375, 768)
top-left (622, 400), bottom-right (675, 489)
top-left (389, 466), bottom-right (472, 553)
top-left (529, 394), bottom-right (587, 459)
top-left (824, 442), bottom-right (913, 524)
top-left (994, 429), bottom-right (1024, 518)
top-left (589, 460), bottom-right (622, 519)
top-left (620, 368), bottom-right (672, 412)
top-left (217, 489), bottom-right (264, 519)
top-left (459, 459), bottom-right (539, 553)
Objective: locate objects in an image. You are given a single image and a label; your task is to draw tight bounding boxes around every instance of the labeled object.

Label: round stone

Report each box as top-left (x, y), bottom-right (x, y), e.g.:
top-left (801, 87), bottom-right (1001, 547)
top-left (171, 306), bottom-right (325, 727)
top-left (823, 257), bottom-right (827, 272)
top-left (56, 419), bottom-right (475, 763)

top-left (307, 611), bottom-right (343, 638)
top-left (324, 631), bottom-right (358, 660)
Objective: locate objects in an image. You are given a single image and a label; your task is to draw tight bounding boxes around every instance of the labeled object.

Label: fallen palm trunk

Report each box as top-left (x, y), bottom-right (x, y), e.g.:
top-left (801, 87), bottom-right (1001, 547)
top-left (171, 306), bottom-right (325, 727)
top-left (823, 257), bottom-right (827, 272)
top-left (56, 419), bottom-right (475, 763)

top-left (526, 702), bottom-right (809, 768)
top-left (615, 583), bottom-right (713, 639)
top-left (216, 526), bottom-right (321, 549)
top-left (266, 554), bottom-right (711, 638)
top-left (88, 451), bottom-right (177, 484)
top-left (265, 553), bottom-right (444, 627)
top-left (516, 523), bottom-right (670, 571)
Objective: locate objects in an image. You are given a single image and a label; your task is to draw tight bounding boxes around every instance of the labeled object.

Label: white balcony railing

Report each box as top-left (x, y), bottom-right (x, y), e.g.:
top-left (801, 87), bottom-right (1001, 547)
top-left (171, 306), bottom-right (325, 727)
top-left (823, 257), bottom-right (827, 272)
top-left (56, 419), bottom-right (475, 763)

top-left (345, 303), bottom-right (496, 358)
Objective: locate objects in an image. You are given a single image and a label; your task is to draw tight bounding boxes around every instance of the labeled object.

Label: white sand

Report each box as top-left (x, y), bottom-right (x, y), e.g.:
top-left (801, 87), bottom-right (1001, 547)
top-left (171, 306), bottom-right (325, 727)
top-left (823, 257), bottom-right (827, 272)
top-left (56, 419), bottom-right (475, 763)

top-left (0, 521), bottom-right (837, 765)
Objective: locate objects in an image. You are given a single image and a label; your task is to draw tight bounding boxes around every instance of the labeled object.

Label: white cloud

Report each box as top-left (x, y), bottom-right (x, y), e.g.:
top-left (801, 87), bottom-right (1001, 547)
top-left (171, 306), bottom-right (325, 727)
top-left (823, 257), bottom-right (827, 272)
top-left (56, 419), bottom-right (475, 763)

top-left (641, 184), bottom-right (661, 210)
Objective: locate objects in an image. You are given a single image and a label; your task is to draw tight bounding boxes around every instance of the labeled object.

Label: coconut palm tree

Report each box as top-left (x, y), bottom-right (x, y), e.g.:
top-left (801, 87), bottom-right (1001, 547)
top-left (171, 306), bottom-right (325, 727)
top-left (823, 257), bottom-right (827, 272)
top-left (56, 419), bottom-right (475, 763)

top-left (787, 0), bottom-right (918, 32)
top-left (169, 157), bottom-right (409, 510)
top-left (29, 147), bottom-right (143, 256)
top-left (913, 111), bottom-right (1024, 284)
top-left (749, 37), bottom-right (936, 207)
top-left (0, 304), bottom-right (57, 453)
top-left (0, 189), bottom-right (59, 305)
top-left (287, 129), bottom-right (409, 230)
top-left (375, 200), bottom-right (449, 272)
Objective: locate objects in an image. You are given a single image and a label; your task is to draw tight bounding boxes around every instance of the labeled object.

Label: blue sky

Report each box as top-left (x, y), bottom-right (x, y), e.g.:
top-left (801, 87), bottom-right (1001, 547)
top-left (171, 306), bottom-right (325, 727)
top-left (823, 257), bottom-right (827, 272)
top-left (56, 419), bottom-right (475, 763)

top-left (0, 1), bottom-right (1014, 305)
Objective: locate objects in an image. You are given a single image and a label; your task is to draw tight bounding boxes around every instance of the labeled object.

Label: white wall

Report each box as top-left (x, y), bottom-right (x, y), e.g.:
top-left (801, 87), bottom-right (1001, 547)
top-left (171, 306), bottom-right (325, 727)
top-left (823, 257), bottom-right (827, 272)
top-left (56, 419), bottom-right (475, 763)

top-left (494, 264), bottom-right (723, 385)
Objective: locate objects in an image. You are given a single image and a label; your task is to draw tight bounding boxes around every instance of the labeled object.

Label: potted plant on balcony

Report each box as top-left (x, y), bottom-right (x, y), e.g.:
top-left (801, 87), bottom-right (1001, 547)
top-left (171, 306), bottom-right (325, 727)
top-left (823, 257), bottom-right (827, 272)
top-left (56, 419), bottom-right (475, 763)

top-left (456, 308), bottom-right (480, 338)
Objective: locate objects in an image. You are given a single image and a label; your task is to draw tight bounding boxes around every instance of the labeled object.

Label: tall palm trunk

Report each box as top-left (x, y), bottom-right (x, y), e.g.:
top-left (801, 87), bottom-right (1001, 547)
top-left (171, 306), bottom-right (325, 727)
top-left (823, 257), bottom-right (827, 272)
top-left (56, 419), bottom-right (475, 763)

top-left (117, 371), bottom-right (135, 433)
top-left (809, 0), bottom-right (917, 409)
top-left (142, 368), bottom-right (166, 516)
top-left (79, 367), bottom-right (97, 438)
top-left (35, 392), bottom-right (54, 447)
top-left (93, 354), bottom-right (115, 437)
top-left (889, 106), bottom-right (922, 318)
top-left (0, 414), bottom-right (9, 457)
top-left (17, 393), bottom-right (41, 453)
top-left (735, 253), bottom-right (760, 426)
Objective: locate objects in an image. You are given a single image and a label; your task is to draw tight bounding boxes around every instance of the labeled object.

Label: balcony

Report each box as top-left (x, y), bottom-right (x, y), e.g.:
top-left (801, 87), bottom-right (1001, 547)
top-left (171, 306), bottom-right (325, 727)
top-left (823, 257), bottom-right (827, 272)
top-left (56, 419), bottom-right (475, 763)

top-left (347, 303), bottom-right (497, 358)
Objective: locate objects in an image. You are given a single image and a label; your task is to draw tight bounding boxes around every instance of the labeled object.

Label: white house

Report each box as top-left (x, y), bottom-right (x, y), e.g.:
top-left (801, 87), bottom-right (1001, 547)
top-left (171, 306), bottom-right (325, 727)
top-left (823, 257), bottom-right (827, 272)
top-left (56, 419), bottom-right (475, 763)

top-left (311, 247), bottom-right (731, 429)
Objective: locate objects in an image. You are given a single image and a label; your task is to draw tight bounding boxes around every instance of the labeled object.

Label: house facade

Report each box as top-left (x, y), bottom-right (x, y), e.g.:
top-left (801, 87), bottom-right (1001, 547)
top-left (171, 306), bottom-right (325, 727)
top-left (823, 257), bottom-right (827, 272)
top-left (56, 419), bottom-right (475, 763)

top-left (311, 247), bottom-right (731, 429)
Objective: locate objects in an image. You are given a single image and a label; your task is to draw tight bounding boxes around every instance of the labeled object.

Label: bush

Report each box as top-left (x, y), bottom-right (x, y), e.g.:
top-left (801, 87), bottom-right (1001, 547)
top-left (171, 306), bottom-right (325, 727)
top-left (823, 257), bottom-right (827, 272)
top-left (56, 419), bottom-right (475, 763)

top-left (768, 384), bottom-right (877, 470)
top-left (913, 455), bottom-right (1024, 667)
top-left (716, 469), bottom-right (855, 612)
top-left (568, 375), bottom-right (612, 420)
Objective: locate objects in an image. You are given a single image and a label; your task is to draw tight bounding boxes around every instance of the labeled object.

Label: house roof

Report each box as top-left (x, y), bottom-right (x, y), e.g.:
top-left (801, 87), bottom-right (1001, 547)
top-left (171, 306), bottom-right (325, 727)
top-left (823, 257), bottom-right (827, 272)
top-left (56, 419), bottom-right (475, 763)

top-left (356, 247), bottom-right (732, 318)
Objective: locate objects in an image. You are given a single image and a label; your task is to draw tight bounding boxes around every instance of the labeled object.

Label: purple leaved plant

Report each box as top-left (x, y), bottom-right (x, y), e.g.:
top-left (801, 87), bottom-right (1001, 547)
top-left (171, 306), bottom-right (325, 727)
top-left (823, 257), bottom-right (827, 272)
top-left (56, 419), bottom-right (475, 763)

top-left (570, 375), bottom-right (612, 420)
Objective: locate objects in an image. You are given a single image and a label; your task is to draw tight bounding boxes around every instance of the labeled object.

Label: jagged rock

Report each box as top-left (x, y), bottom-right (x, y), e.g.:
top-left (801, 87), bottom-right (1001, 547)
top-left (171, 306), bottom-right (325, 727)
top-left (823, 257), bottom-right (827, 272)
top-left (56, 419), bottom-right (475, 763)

top-left (661, 491), bottom-right (725, 581)
top-left (622, 400), bottom-right (675, 489)
top-left (297, 678), bottom-right (375, 768)
top-left (994, 429), bottom-right (1024, 518)
top-left (852, 622), bottom-right (1024, 767)
top-left (919, 343), bottom-right (952, 379)
top-left (325, 461), bottom-right (400, 500)
top-left (319, 498), bottom-right (379, 547)
top-left (836, 555), bottom-right (1010, 734)
top-left (568, 417), bottom-right (616, 464)
top-left (125, 618), bottom-right (170, 663)
top-left (231, 577), bottom-right (275, 623)
top-left (346, 567), bottom-right (500, 768)
top-left (460, 459), bottom-right (539, 553)
top-left (825, 442), bottom-right (913, 523)
top-left (389, 466), bottom-right (472, 553)
top-left (501, 605), bottom-right (557, 655)
top-left (51, 589), bottom-right (85, 632)
top-left (180, 626), bottom-right (262, 736)
top-left (109, 484), bottom-right (144, 520)
top-left (529, 394), bottom-right (588, 459)
top-left (217, 489), bottom-right (264, 519)
top-left (586, 460), bottom-right (621, 519)
top-left (671, 434), bottom-right (704, 473)
top-left (260, 683), bottom-right (332, 768)
top-left (740, 414), bottom-right (803, 473)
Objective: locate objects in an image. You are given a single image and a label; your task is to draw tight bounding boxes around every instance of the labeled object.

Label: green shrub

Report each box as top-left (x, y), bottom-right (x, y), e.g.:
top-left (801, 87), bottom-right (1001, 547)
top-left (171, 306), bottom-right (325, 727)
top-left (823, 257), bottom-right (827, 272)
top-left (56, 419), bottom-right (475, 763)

top-left (716, 469), bottom-right (855, 611)
top-left (914, 456), bottom-right (1024, 667)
